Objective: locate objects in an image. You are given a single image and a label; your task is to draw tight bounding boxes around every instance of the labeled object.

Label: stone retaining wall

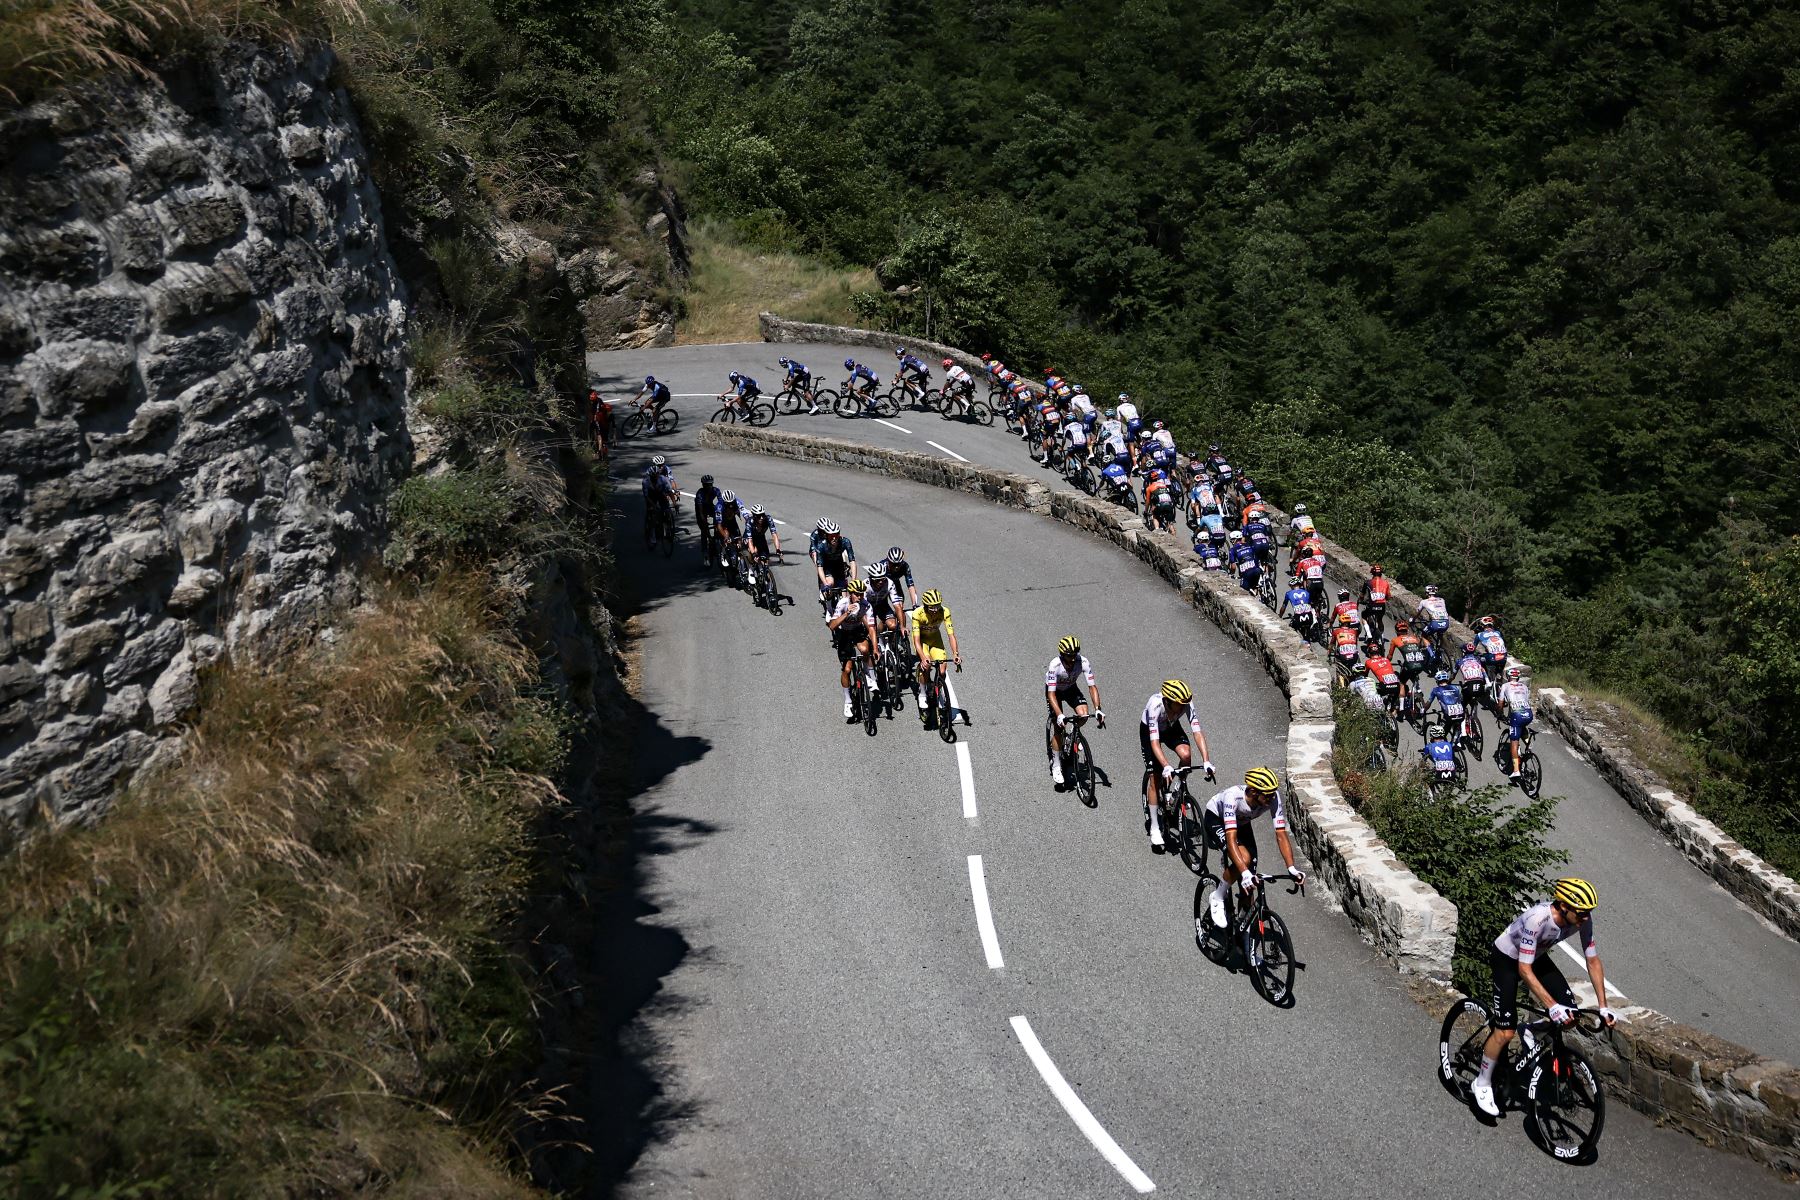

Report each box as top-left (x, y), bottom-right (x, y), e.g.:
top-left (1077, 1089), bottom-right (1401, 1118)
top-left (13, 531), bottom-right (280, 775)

top-left (756, 314), bottom-right (1800, 955)
top-left (700, 421), bottom-right (1457, 977)
top-left (0, 44), bottom-right (410, 831)
top-left (704, 419), bottom-right (1800, 1175)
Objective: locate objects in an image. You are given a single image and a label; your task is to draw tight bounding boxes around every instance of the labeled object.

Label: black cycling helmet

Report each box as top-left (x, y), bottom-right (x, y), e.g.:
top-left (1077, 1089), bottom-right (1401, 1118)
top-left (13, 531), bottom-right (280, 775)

top-left (644, 375), bottom-right (657, 386)
top-left (701, 474), bottom-right (714, 486)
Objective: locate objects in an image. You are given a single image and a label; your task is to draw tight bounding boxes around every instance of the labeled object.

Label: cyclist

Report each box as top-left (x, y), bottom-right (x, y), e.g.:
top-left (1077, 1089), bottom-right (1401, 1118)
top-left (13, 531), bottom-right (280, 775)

top-left (1144, 469), bottom-right (1178, 531)
top-left (1242, 507), bottom-right (1276, 572)
top-left (882, 546), bottom-right (919, 615)
top-left (865, 560), bottom-right (908, 653)
top-left (1421, 669), bottom-right (1468, 742)
top-left (642, 454), bottom-right (678, 546)
top-left (1475, 616), bottom-right (1509, 686)
top-left (1387, 619), bottom-right (1430, 717)
top-left (1201, 766), bottom-right (1305, 932)
top-left (1150, 419), bottom-right (1176, 455)
top-left (1330, 588), bottom-right (1361, 630)
top-left (1360, 565), bottom-right (1392, 644)
top-left (587, 388), bottom-right (613, 459)
top-left (1228, 529), bottom-right (1264, 594)
top-left (843, 359), bottom-right (881, 407)
top-left (631, 374), bottom-right (673, 417)
top-left (1287, 501), bottom-right (1316, 543)
top-left (894, 346), bottom-right (931, 394)
top-left (1278, 574), bottom-right (1316, 640)
top-left (692, 473), bottom-right (723, 565)
top-left (1063, 412), bottom-right (1092, 466)
top-left (940, 359), bottom-right (975, 413)
top-left (828, 577), bottom-right (879, 720)
top-left (716, 371), bottom-right (761, 419)
top-left (910, 589), bottom-right (962, 730)
top-left (811, 519), bottom-right (858, 616)
top-left (1498, 665), bottom-right (1534, 780)
top-left (1046, 635), bottom-right (1105, 786)
top-left (1115, 393), bottom-right (1141, 439)
top-left (1291, 526), bottom-right (1325, 579)
top-left (746, 503), bottom-right (782, 581)
top-left (1471, 878), bottom-right (1618, 1118)
top-left (1139, 679), bottom-right (1215, 851)
top-left (1364, 651), bottom-right (1403, 718)
top-left (1415, 584), bottom-right (1451, 661)
top-left (1347, 661), bottom-right (1384, 713)
top-left (1097, 409), bottom-right (1127, 458)
top-left (1069, 386), bottom-right (1097, 429)
top-left (1101, 456), bottom-right (1134, 506)
top-left (1294, 545), bottom-right (1328, 611)
top-left (715, 488), bottom-right (748, 585)
top-left (1455, 641), bottom-right (1490, 710)
top-left (778, 357), bottom-right (820, 414)
top-left (1330, 613), bottom-right (1362, 678)
top-left (1035, 392), bottom-right (1065, 463)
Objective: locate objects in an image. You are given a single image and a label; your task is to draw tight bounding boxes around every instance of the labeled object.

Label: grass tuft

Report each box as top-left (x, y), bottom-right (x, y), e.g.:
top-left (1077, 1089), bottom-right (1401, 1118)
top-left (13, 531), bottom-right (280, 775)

top-left (675, 217), bottom-right (875, 345)
top-left (0, 574), bottom-right (563, 1198)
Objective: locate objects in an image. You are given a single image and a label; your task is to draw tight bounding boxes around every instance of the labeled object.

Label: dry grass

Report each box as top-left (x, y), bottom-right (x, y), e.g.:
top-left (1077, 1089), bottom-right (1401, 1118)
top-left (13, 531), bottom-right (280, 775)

top-left (0, 574), bottom-right (565, 1198)
top-left (675, 218), bottom-right (875, 345)
top-left (1527, 666), bottom-right (1704, 800)
top-left (0, 0), bottom-right (360, 105)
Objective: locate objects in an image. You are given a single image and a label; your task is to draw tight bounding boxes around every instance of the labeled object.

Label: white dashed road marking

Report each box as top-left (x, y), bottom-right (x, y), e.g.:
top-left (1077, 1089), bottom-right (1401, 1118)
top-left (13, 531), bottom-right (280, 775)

top-left (1009, 1016), bottom-right (1156, 1193)
top-left (967, 855), bottom-right (1005, 969)
top-left (927, 440), bottom-right (971, 462)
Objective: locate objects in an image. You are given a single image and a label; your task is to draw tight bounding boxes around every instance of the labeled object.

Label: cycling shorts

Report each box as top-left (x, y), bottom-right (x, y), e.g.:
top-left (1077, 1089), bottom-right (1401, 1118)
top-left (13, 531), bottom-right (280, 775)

top-left (1139, 723), bottom-right (1188, 769)
top-left (1508, 708), bottom-right (1534, 737)
top-left (1051, 684), bottom-right (1087, 711)
top-left (1202, 809), bottom-right (1257, 863)
top-left (1488, 947), bottom-right (1573, 1030)
top-left (916, 640), bottom-right (952, 664)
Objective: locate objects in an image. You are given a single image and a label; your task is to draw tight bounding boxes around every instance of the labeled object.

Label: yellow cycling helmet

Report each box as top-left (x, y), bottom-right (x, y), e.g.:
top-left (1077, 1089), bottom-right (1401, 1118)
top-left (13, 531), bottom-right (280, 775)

top-left (1551, 877), bottom-right (1598, 911)
top-left (1161, 679), bottom-right (1192, 705)
top-left (921, 589), bottom-right (943, 607)
top-left (1245, 766), bottom-right (1280, 794)
top-left (846, 577), bottom-right (867, 594)
top-left (1058, 635), bottom-right (1080, 655)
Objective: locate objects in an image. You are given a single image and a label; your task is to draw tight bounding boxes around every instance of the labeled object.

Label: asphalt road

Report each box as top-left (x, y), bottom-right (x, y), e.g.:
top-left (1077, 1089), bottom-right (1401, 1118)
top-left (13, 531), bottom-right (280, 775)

top-left (594, 343), bottom-right (1800, 1197)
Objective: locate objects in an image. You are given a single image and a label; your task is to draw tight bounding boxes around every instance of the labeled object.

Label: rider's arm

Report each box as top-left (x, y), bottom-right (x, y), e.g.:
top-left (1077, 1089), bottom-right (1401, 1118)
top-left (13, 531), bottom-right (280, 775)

top-left (1224, 825), bottom-right (1253, 879)
top-left (1273, 827), bottom-right (1298, 873)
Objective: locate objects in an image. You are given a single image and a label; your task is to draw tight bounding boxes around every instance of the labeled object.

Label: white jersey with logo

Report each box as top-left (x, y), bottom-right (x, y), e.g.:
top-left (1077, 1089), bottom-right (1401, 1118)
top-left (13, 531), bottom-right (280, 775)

top-left (1045, 654), bottom-right (1096, 692)
top-left (1417, 595), bottom-right (1449, 623)
top-left (944, 364), bottom-right (972, 388)
top-left (1494, 900), bottom-right (1594, 964)
top-left (1115, 401), bottom-right (1140, 424)
top-left (1500, 680), bottom-right (1532, 711)
top-left (1064, 422), bottom-right (1088, 447)
top-left (1140, 695), bottom-right (1196, 742)
top-left (830, 593), bottom-right (872, 629)
top-left (1205, 784), bottom-right (1288, 831)
top-left (1152, 429), bottom-right (1176, 451)
top-left (1070, 392), bottom-right (1095, 416)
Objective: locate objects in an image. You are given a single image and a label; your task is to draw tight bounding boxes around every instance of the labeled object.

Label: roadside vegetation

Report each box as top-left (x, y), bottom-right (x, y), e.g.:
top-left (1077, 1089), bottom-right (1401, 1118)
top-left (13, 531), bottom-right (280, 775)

top-left (1333, 694), bottom-right (1565, 997)
top-left (675, 217), bottom-right (874, 344)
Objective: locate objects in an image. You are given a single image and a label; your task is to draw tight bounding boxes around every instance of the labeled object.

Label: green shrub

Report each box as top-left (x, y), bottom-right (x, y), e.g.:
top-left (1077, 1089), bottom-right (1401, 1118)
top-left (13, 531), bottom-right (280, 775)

top-left (1333, 693), bottom-right (1566, 996)
top-left (388, 470), bottom-right (515, 565)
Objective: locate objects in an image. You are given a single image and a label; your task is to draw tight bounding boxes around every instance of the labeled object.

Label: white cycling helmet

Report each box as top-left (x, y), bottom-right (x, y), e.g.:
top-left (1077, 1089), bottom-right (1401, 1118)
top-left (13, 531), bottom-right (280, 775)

top-left (1425, 584), bottom-right (1439, 596)
top-left (819, 519), bottom-right (839, 535)
top-left (1294, 502), bottom-right (1307, 515)
top-left (751, 503), bottom-right (766, 515)
top-left (1228, 529), bottom-right (1243, 541)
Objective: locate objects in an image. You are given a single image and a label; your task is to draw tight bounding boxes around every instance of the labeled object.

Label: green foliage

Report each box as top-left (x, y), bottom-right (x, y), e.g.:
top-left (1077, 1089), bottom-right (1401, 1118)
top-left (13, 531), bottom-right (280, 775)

top-left (1334, 694), bottom-right (1566, 995)
top-left (389, 470), bottom-right (516, 564)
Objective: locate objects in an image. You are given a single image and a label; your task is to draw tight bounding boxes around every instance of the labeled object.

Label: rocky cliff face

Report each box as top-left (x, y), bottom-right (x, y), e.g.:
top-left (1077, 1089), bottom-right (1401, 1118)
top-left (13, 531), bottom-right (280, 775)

top-left (0, 44), bottom-right (409, 831)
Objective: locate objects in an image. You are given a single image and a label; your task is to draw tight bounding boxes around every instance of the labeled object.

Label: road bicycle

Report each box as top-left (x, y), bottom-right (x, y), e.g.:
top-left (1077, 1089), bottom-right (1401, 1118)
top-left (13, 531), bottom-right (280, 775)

top-left (1192, 868), bottom-right (1306, 1006)
top-left (1418, 740), bottom-right (1469, 797)
top-left (709, 396), bottom-right (775, 426)
top-left (886, 376), bottom-right (935, 411)
top-left (746, 552), bottom-right (782, 615)
top-left (848, 650), bottom-right (880, 737)
top-left (1064, 452), bottom-right (1096, 494)
top-left (1255, 569), bottom-right (1277, 610)
top-left (619, 401), bottom-right (679, 439)
top-left (645, 497), bottom-right (676, 558)
top-left (774, 380), bottom-right (821, 415)
top-left (1438, 996), bottom-right (1607, 1163)
top-left (874, 631), bottom-right (910, 719)
top-left (1493, 725), bottom-right (1544, 798)
top-left (939, 390), bottom-right (994, 425)
top-left (827, 382), bottom-right (900, 418)
top-left (1288, 607), bottom-right (1318, 647)
top-left (1046, 712), bottom-right (1101, 807)
top-left (1140, 762), bottom-right (1213, 874)
top-left (920, 658), bottom-right (964, 743)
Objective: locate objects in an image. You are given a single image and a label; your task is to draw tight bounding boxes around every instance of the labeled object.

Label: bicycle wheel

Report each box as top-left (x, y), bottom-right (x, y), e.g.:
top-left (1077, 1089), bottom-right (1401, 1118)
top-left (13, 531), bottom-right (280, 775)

top-left (936, 680), bottom-right (956, 744)
top-left (833, 392), bottom-right (860, 418)
top-left (918, 387), bottom-right (942, 412)
top-left (1193, 872), bottom-right (1228, 960)
top-left (1526, 1043), bottom-right (1605, 1162)
top-left (971, 400), bottom-right (994, 427)
top-left (776, 389), bottom-right (802, 416)
top-left (659, 516), bottom-right (676, 559)
top-left (655, 409), bottom-right (679, 435)
top-left (874, 393), bottom-right (900, 418)
top-left (1241, 906), bottom-right (1296, 1005)
top-left (1438, 995), bottom-right (1493, 1102)
top-left (1175, 799), bottom-right (1207, 876)
top-left (1464, 711), bottom-right (1485, 759)
top-left (621, 412), bottom-right (647, 439)
top-left (1071, 732), bottom-right (1096, 808)
top-left (709, 407), bottom-right (734, 424)
top-left (1453, 746), bottom-right (1469, 788)
top-left (748, 402), bottom-right (775, 426)
top-left (1520, 749), bottom-right (1543, 799)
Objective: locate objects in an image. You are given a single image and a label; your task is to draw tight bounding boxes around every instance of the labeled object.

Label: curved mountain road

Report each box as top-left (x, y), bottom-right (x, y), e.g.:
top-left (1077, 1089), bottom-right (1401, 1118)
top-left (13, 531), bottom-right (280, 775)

top-left (593, 343), bottom-right (1798, 1196)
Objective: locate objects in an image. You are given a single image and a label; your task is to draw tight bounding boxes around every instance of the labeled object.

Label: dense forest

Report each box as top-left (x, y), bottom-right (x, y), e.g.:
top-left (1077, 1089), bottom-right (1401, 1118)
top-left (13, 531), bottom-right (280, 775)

top-left (637, 0), bottom-right (1800, 872)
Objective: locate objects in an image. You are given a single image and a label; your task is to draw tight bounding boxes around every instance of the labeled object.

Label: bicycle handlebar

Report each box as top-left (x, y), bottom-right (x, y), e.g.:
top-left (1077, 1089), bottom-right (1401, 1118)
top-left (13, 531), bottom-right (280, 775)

top-left (1247, 870), bottom-right (1307, 896)
top-left (1518, 1004), bottom-right (1609, 1035)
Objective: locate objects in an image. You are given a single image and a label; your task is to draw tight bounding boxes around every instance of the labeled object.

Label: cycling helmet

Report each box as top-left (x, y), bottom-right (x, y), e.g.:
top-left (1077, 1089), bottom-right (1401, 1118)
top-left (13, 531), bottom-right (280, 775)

top-left (1209, 443), bottom-right (1221, 453)
top-left (1104, 408), bottom-right (1115, 419)
top-left (820, 519), bottom-right (840, 535)
top-left (1058, 635), bottom-right (1080, 655)
top-left (700, 474), bottom-right (714, 486)
top-left (815, 517), bottom-right (830, 531)
top-left (750, 503), bottom-right (765, 515)
top-left (721, 489), bottom-right (736, 502)
top-left (1425, 584), bottom-right (1440, 596)
top-left (1153, 419), bottom-right (1165, 430)
top-left (980, 353), bottom-right (992, 362)
top-left (865, 562), bottom-right (884, 578)
top-left (888, 546), bottom-right (905, 563)
top-left (728, 371), bottom-right (741, 383)
top-left (844, 358), bottom-right (857, 371)
top-left (1244, 766), bottom-right (1280, 794)
top-left (1371, 564), bottom-right (1385, 576)
top-left (1294, 502), bottom-right (1307, 515)
top-left (1462, 642), bottom-right (1477, 655)
top-left (1395, 619), bottom-right (1410, 632)
top-left (1479, 615), bottom-right (1497, 628)
top-left (921, 589), bottom-right (943, 608)
top-left (1228, 529), bottom-right (1243, 541)
top-left (894, 347), bottom-right (906, 357)
top-left (1291, 575), bottom-right (1303, 586)
top-left (846, 577), bottom-right (866, 594)
top-left (1435, 670), bottom-right (1450, 683)
top-left (942, 358), bottom-right (953, 368)
top-left (1551, 878), bottom-right (1598, 911)
top-left (1161, 679), bottom-right (1193, 704)
top-left (1353, 662), bottom-right (1369, 677)
top-left (1507, 666), bottom-right (1522, 680)
top-left (644, 375), bottom-right (657, 386)
top-left (651, 454), bottom-right (666, 467)
top-left (1337, 589), bottom-right (1351, 601)
top-left (778, 357), bottom-right (793, 369)
top-left (1118, 393), bottom-right (1132, 402)
top-left (1151, 468), bottom-right (1167, 482)
top-left (1246, 491), bottom-right (1261, 503)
